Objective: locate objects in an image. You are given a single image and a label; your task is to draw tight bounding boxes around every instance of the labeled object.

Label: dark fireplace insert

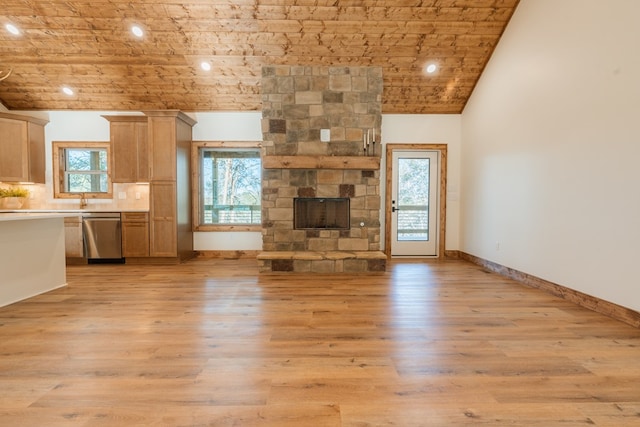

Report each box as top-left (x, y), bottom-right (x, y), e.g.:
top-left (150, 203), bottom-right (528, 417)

top-left (294, 197), bottom-right (350, 230)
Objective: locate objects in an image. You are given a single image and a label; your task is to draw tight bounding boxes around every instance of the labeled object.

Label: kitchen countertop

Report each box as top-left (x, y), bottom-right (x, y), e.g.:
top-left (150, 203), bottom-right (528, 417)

top-left (0, 209), bottom-right (149, 214)
top-left (0, 212), bottom-right (81, 222)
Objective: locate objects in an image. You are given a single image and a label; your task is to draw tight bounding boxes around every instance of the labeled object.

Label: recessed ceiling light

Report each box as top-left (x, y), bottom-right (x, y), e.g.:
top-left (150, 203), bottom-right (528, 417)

top-left (131, 25), bottom-right (144, 38)
top-left (200, 61), bottom-right (212, 71)
top-left (62, 86), bottom-right (74, 96)
top-left (425, 63), bottom-right (438, 74)
top-left (5, 23), bottom-right (20, 36)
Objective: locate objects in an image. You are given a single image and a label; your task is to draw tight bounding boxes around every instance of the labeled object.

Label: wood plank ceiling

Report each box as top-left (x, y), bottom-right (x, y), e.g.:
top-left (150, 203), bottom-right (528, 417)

top-left (0, 0), bottom-right (519, 114)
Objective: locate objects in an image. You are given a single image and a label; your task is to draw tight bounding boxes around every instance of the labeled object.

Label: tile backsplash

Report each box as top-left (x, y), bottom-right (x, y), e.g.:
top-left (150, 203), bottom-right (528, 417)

top-left (0, 182), bottom-right (150, 211)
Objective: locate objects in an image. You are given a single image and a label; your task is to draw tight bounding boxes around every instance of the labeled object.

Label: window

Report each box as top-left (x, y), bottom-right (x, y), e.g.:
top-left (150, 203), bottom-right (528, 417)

top-left (193, 142), bottom-right (261, 231)
top-left (52, 141), bottom-right (112, 198)
top-left (64, 148), bottom-right (108, 192)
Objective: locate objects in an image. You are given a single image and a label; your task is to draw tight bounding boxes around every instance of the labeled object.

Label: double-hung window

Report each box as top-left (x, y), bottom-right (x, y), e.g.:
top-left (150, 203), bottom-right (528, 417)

top-left (194, 142), bottom-right (261, 230)
top-left (52, 141), bottom-right (112, 198)
top-left (64, 148), bottom-right (108, 192)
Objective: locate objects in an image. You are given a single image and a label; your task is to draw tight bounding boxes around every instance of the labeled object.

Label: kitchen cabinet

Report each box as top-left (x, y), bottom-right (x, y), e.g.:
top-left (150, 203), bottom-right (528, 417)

top-left (64, 215), bottom-right (84, 260)
top-left (146, 111), bottom-right (196, 261)
top-left (148, 116), bottom-right (177, 181)
top-left (0, 112), bottom-right (48, 183)
top-left (149, 182), bottom-right (176, 257)
top-left (103, 115), bottom-right (149, 183)
top-left (122, 211), bottom-right (149, 257)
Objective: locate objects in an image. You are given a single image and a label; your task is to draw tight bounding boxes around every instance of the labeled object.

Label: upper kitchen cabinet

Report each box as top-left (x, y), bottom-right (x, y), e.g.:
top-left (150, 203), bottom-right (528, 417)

top-left (147, 111), bottom-right (195, 182)
top-left (102, 115), bottom-right (149, 183)
top-left (0, 112), bottom-right (48, 183)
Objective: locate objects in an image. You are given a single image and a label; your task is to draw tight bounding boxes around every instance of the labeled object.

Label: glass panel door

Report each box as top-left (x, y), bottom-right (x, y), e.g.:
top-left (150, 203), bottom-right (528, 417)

top-left (391, 150), bottom-right (439, 256)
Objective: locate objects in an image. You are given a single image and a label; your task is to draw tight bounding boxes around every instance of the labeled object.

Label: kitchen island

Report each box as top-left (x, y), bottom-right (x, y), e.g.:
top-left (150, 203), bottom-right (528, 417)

top-left (0, 212), bottom-right (72, 307)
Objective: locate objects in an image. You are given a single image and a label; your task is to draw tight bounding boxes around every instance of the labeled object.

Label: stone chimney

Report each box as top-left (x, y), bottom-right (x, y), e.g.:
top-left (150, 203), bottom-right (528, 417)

top-left (258, 66), bottom-right (386, 273)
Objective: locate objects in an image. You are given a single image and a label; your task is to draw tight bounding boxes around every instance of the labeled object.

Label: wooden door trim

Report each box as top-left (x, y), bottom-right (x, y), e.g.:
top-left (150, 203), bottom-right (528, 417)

top-left (385, 143), bottom-right (447, 258)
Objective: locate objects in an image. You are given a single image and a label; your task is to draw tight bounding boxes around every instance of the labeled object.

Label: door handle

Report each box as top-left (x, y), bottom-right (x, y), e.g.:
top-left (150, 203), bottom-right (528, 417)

top-left (392, 206), bottom-right (400, 212)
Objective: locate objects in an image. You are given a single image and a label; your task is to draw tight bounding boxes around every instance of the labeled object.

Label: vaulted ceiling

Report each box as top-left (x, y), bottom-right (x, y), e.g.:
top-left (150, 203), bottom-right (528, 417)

top-left (0, 0), bottom-right (519, 113)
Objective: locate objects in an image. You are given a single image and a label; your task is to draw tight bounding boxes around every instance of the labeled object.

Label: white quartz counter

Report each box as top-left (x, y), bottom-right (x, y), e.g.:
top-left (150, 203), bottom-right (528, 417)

top-left (0, 209), bottom-right (149, 215)
top-left (0, 212), bottom-right (78, 222)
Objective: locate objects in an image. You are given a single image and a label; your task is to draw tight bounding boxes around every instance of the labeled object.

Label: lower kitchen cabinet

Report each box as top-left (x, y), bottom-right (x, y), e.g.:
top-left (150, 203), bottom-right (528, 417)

top-left (149, 182), bottom-right (177, 257)
top-left (64, 215), bottom-right (84, 260)
top-left (121, 212), bottom-right (149, 257)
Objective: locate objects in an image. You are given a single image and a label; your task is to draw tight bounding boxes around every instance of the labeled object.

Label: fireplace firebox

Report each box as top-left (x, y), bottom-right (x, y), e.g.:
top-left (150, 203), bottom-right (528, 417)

top-left (294, 198), bottom-right (350, 230)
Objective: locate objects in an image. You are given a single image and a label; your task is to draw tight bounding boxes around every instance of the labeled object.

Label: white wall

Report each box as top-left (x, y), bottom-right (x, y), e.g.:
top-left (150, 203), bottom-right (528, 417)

top-left (12, 110), bottom-right (461, 252)
top-left (193, 112), bottom-right (463, 252)
top-left (46, 110), bottom-right (112, 141)
top-left (191, 112), bottom-right (263, 251)
top-left (382, 114), bottom-right (462, 251)
top-left (461, 0), bottom-right (640, 311)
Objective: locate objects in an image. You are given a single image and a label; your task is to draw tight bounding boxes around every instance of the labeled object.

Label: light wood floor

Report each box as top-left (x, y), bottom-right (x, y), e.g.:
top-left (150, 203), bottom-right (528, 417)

top-left (1, 258), bottom-right (639, 426)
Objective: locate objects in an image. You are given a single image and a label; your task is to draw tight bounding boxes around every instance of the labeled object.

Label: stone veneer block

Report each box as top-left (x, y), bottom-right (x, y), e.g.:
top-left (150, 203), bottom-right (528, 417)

top-left (309, 105), bottom-right (325, 117)
top-left (353, 251), bottom-right (387, 259)
top-left (323, 92), bottom-right (344, 103)
top-left (329, 126), bottom-right (346, 140)
top-left (324, 251), bottom-right (356, 260)
top-left (295, 76), bottom-right (311, 91)
top-left (268, 208), bottom-right (293, 221)
top-left (338, 239), bottom-right (369, 251)
top-left (257, 251), bottom-right (295, 260)
top-left (312, 260), bottom-right (336, 273)
top-left (368, 259), bottom-right (386, 272)
top-left (293, 252), bottom-right (324, 260)
top-left (317, 169), bottom-right (344, 184)
top-left (293, 260), bottom-right (311, 272)
top-left (343, 259), bottom-right (368, 273)
top-left (339, 184), bottom-right (355, 198)
top-left (274, 230), bottom-right (293, 243)
top-left (352, 76), bottom-right (368, 92)
top-left (295, 91), bottom-right (323, 105)
top-left (274, 67), bottom-right (291, 76)
top-left (308, 239), bottom-right (338, 252)
top-left (316, 185), bottom-right (339, 197)
top-left (275, 198), bottom-right (293, 208)
top-left (277, 77), bottom-right (294, 93)
top-left (345, 127), bottom-right (364, 142)
top-left (366, 195), bottom-right (381, 210)
top-left (278, 186), bottom-right (297, 198)
top-left (297, 187), bottom-right (316, 197)
top-left (269, 119), bottom-right (286, 134)
top-left (284, 105), bottom-right (310, 120)
top-left (290, 66), bottom-right (307, 75)
top-left (329, 74), bottom-right (352, 92)
top-left (298, 141), bottom-right (328, 156)
top-left (272, 259), bottom-right (294, 271)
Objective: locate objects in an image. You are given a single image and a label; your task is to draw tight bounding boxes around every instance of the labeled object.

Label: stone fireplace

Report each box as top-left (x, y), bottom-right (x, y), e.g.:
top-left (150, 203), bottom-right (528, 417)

top-left (257, 65), bottom-right (386, 273)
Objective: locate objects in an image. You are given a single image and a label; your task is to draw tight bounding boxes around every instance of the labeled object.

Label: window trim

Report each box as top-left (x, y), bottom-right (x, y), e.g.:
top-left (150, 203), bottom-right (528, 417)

top-left (52, 141), bottom-right (113, 199)
top-left (192, 141), bottom-right (262, 232)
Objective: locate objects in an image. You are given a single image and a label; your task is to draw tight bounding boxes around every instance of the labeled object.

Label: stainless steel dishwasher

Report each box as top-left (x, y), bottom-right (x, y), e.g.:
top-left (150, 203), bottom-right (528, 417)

top-left (82, 212), bottom-right (123, 263)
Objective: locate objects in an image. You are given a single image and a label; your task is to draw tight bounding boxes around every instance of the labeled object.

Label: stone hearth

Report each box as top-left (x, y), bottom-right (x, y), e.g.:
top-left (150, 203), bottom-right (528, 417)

top-left (258, 65), bottom-right (385, 273)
